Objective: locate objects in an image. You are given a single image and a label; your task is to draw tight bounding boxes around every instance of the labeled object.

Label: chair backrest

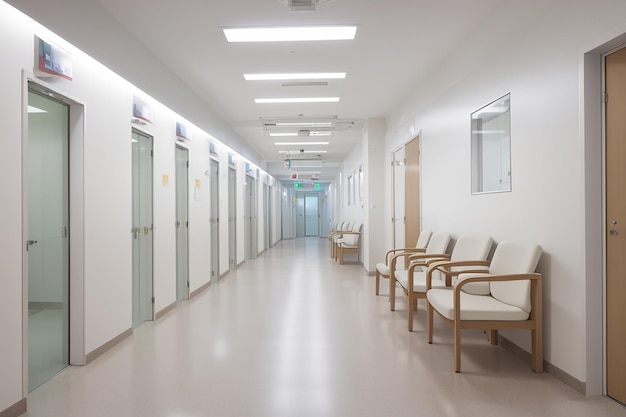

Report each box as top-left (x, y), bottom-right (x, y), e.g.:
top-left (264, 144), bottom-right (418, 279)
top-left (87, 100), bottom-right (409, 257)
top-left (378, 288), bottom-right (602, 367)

top-left (351, 223), bottom-right (362, 232)
top-left (342, 222), bottom-right (352, 232)
top-left (425, 232), bottom-right (451, 255)
top-left (449, 233), bottom-right (493, 262)
top-left (415, 230), bottom-right (432, 249)
top-left (489, 240), bottom-right (542, 313)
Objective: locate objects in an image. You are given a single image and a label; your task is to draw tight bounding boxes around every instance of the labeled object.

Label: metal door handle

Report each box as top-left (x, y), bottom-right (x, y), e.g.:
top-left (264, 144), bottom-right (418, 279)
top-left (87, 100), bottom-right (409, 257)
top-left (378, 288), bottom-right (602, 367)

top-left (26, 240), bottom-right (38, 251)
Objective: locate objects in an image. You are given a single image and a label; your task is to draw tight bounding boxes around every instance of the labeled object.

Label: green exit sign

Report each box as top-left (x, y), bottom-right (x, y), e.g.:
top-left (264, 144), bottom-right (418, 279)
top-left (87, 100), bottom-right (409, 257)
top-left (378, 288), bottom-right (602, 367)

top-left (313, 183), bottom-right (320, 190)
top-left (294, 182), bottom-right (303, 189)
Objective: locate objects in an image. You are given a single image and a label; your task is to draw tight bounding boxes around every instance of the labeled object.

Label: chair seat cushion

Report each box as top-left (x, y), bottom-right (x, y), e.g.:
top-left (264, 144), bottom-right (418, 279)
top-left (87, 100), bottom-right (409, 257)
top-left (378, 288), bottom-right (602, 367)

top-left (375, 262), bottom-right (390, 276)
top-left (427, 289), bottom-right (530, 321)
top-left (395, 270), bottom-right (447, 292)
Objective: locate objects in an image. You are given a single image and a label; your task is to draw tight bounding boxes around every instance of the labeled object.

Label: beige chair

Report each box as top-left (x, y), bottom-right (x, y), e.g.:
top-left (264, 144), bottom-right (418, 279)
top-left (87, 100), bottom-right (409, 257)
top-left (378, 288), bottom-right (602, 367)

top-left (426, 240), bottom-right (543, 373)
top-left (375, 230), bottom-right (432, 296)
top-left (336, 223), bottom-right (362, 264)
top-left (329, 222), bottom-right (351, 258)
top-left (389, 231), bottom-right (451, 312)
top-left (395, 233), bottom-right (493, 331)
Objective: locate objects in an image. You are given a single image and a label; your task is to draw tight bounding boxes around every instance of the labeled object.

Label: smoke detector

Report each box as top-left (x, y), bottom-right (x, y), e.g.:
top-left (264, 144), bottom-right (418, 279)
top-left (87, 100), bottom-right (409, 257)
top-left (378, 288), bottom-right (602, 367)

top-left (277, 0), bottom-right (336, 11)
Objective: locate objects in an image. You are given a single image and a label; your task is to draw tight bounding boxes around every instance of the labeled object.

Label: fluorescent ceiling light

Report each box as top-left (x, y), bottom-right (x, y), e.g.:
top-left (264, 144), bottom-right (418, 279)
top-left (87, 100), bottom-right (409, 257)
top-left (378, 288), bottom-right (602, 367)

top-left (291, 165), bottom-right (322, 168)
top-left (269, 133), bottom-right (299, 137)
top-left (275, 122), bottom-right (332, 127)
top-left (310, 131), bottom-right (331, 136)
top-left (244, 73), bottom-right (346, 81)
top-left (279, 150), bottom-right (327, 154)
top-left (223, 26), bottom-right (357, 42)
top-left (274, 142), bottom-right (330, 146)
top-left (255, 97), bottom-right (340, 104)
top-left (295, 171), bottom-right (322, 174)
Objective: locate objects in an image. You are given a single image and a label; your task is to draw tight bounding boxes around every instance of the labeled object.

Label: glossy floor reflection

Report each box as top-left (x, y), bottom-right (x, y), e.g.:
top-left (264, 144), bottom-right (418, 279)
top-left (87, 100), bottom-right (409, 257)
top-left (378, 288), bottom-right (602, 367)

top-left (25, 238), bottom-right (626, 417)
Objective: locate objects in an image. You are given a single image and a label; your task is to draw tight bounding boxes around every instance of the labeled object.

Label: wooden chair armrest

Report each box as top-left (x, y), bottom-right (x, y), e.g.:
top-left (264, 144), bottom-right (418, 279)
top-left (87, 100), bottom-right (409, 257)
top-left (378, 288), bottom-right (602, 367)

top-left (385, 247), bottom-right (426, 264)
top-left (424, 260), bottom-right (490, 288)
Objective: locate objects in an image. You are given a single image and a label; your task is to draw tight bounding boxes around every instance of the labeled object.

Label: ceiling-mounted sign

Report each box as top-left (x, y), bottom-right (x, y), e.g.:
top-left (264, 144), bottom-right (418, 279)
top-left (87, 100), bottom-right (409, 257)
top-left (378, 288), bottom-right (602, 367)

top-left (210, 142), bottom-right (217, 155)
top-left (176, 122), bottom-right (191, 141)
top-left (132, 96), bottom-right (153, 124)
top-left (34, 36), bottom-right (73, 81)
top-left (290, 172), bottom-right (299, 180)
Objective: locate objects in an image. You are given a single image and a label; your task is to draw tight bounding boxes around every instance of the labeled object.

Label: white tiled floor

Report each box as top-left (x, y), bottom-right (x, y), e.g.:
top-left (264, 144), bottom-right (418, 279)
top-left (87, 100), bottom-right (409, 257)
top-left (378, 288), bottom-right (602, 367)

top-left (24, 238), bottom-right (626, 417)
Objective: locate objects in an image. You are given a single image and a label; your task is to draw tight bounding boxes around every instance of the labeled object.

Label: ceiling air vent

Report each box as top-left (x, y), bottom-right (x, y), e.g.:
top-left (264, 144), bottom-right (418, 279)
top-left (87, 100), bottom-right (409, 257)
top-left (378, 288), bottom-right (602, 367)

top-left (278, 0), bottom-right (336, 11)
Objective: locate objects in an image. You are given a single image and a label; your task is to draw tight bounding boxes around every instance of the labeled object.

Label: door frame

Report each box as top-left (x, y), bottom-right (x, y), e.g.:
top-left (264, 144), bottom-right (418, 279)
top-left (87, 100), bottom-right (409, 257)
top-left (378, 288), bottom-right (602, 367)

top-left (175, 143), bottom-right (190, 301)
top-left (583, 33), bottom-right (626, 397)
top-left (21, 73), bottom-right (86, 396)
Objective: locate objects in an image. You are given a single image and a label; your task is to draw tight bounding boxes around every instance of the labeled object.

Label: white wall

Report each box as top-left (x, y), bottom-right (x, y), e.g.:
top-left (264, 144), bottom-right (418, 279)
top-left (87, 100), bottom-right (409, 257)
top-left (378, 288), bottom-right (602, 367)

top-left (382, 0), bottom-right (626, 392)
top-left (0, 3), bottom-right (281, 413)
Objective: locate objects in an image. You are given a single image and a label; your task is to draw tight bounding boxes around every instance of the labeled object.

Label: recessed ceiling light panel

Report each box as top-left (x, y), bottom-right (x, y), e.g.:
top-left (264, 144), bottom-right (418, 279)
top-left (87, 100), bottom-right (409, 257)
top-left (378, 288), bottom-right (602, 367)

top-left (244, 73), bottom-right (346, 81)
top-left (255, 97), bottom-right (340, 104)
top-left (223, 25), bottom-right (357, 42)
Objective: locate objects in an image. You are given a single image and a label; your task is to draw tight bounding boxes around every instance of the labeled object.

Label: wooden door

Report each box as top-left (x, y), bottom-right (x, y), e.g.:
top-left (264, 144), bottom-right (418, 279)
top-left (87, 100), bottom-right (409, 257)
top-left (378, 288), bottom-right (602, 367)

top-left (606, 46), bottom-right (626, 403)
top-left (405, 136), bottom-right (421, 247)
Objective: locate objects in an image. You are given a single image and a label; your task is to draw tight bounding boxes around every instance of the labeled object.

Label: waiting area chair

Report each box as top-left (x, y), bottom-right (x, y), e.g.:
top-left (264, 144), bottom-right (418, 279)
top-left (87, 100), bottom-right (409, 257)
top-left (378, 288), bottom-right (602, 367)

top-left (375, 230), bottom-right (432, 296)
top-left (395, 233), bottom-right (493, 331)
top-left (389, 231), bottom-right (451, 312)
top-left (426, 240), bottom-right (543, 373)
top-left (335, 223), bottom-right (362, 264)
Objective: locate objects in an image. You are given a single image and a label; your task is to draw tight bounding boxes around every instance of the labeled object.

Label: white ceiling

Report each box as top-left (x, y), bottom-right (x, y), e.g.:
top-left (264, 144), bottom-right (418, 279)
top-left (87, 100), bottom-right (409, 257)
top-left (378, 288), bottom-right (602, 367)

top-left (7, 0), bottom-right (505, 183)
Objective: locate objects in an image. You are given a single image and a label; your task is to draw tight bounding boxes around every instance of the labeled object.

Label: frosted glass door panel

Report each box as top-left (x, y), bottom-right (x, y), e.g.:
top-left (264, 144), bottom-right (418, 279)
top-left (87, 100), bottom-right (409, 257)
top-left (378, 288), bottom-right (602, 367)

top-left (175, 145), bottom-right (189, 300)
top-left (27, 89), bottom-right (70, 391)
top-left (305, 194), bottom-right (319, 237)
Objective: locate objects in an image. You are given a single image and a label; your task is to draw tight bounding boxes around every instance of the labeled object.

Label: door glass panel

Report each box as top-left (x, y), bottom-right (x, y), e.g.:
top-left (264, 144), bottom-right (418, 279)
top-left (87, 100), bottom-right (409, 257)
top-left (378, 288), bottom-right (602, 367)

top-left (392, 148), bottom-right (406, 248)
top-left (228, 168), bottom-right (237, 270)
top-left (210, 159), bottom-right (220, 278)
top-left (175, 146), bottom-right (189, 300)
top-left (305, 194), bottom-right (319, 237)
top-left (28, 89), bottom-right (70, 391)
top-left (132, 130), bottom-right (153, 327)
top-left (245, 176), bottom-right (257, 259)
top-left (295, 195), bottom-right (305, 237)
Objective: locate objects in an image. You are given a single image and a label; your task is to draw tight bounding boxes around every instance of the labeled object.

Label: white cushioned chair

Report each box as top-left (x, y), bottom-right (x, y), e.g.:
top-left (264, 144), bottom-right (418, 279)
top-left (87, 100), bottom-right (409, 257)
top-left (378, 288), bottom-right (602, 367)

top-left (375, 230), bottom-right (432, 296)
top-left (330, 222), bottom-right (351, 258)
top-left (426, 240), bottom-right (543, 373)
top-left (389, 231), bottom-right (451, 312)
top-left (336, 223), bottom-right (362, 264)
top-left (394, 233), bottom-right (493, 331)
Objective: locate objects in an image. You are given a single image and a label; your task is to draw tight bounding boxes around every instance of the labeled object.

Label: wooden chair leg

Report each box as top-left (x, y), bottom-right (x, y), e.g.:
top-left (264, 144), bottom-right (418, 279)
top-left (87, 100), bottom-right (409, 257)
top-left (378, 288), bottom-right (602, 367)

top-left (427, 303), bottom-right (434, 343)
top-left (454, 320), bottom-right (461, 373)
top-left (408, 292), bottom-right (414, 332)
top-left (375, 271), bottom-right (380, 295)
top-left (389, 275), bottom-right (396, 311)
top-left (489, 330), bottom-right (498, 345)
top-left (531, 328), bottom-right (543, 373)
top-left (339, 246), bottom-right (344, 265)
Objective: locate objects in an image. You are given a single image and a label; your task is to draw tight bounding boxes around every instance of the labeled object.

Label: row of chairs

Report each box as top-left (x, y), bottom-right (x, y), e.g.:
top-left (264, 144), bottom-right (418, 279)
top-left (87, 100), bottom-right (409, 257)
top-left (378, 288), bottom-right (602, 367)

top-left (328, 220), bottom-right (362, 264)
top-left (376, 231), bottom-right (543, 373)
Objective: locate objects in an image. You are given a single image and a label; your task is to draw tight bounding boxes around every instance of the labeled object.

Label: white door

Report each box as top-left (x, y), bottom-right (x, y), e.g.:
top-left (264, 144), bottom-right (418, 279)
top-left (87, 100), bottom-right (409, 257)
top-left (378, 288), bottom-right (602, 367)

top-left (210, 159), bottom-right (220, 279)
top-left (27, 87), bottom-right (70, 391)
top-left (245, 175), bottom-right (258, 259)
top-left (392, 147), bottom-right (406, 248)
top-left (175, 145), bottom-right (189, 301)
top-left (131, 129), bottom-right (154, 328)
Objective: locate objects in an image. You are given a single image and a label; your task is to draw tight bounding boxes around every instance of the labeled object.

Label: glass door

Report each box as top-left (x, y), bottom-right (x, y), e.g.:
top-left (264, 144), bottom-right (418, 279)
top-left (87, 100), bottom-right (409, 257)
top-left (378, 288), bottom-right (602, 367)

top-left (131, 129), bottom-right (154, 328)
top-left (209, 159), bottom-right (220, 279)
top-left (228, 167), bottom-right (237, 270)
top-left (27, 88), bottom-right (70, 391)
top-left (305, 193), bottom-right (319, 237)
top-left (245, 175), bottom-right (257, 259)
top-left (392, 147), bottom-right (406, 248)
top-left (175, 145), bottom-right (189, 301)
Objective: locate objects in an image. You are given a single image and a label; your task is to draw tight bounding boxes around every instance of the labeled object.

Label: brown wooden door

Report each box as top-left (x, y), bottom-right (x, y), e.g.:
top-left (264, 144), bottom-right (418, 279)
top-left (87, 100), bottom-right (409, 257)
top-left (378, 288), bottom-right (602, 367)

top-left (606, 46), bottom-right (626, 403)
top-left (405, 136), bottom-right (421, 247)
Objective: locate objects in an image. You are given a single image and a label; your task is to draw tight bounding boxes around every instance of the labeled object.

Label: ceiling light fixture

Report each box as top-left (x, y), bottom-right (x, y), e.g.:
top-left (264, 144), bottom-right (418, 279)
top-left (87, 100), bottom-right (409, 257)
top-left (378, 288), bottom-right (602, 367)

top-left (274, 142), bottom-right (330, 146)
top-left (275, 122), bottom-right (333, 126)
top-left (223, 26), bottom-right (357, 43)
top-left (310, 131), bottom-right (331, 136)
top-left (269, 132), bottom-right (299, 137)
top-left (255, 97), bottom-right (340, 104)
top-left (278, 150), bottom-right (328, 154)
top-left (244, 73), bottom-right (346, 81)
